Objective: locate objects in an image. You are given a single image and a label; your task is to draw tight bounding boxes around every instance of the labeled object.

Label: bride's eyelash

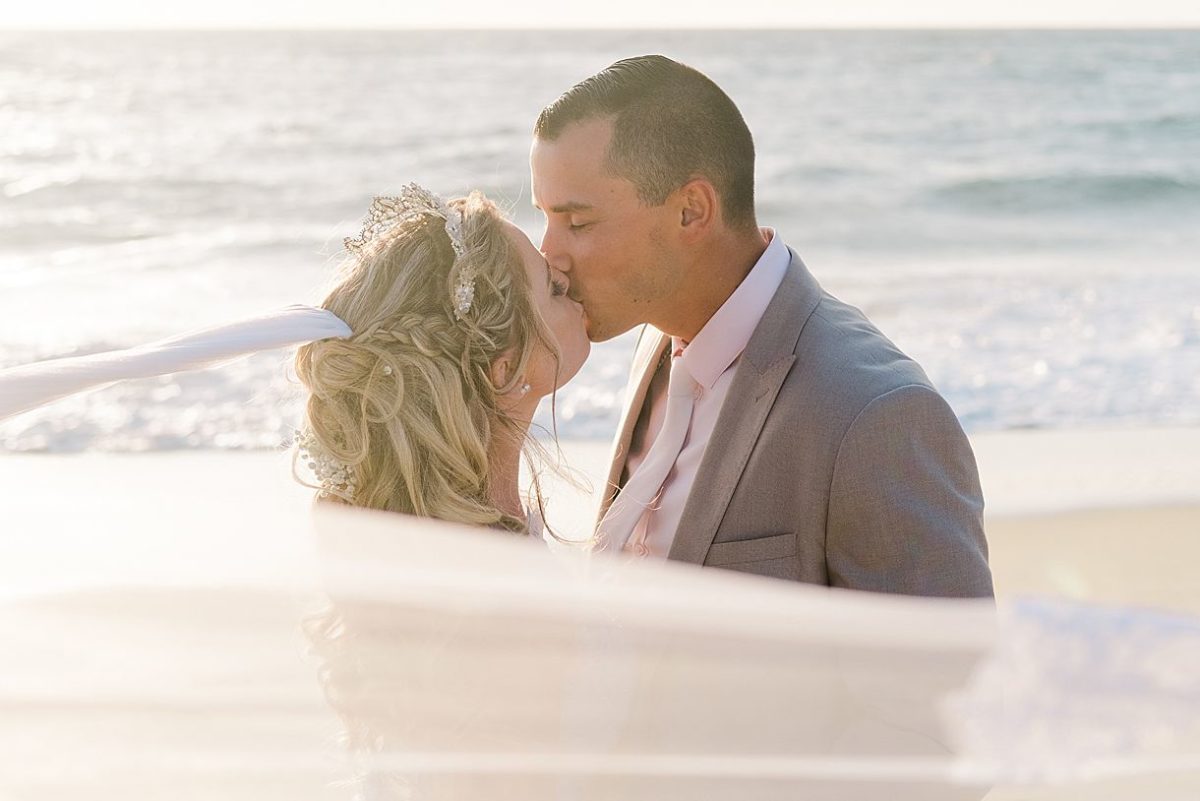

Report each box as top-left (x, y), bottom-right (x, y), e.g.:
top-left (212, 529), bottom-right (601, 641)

top-left (551, 279), bottom-right (568, 297)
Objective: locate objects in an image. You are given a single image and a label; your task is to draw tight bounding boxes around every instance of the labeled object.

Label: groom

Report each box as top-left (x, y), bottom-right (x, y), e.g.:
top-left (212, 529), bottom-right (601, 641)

top-left (531, 56), bottom-right (992, 598)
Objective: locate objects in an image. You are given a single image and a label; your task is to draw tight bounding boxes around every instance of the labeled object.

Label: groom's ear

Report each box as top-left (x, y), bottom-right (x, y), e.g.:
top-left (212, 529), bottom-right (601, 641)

top-left (676, 178), bottom-right (718, 241)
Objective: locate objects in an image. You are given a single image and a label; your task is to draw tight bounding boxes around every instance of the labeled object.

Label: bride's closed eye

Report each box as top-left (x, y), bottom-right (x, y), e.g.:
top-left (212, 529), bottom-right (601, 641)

top-left (546, 264), bottom-right (569, 298)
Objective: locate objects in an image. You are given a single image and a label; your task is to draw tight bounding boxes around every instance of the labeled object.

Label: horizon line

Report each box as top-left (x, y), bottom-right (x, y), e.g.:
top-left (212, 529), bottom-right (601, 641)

top-left (3, 24), bottom-right (1199, 32)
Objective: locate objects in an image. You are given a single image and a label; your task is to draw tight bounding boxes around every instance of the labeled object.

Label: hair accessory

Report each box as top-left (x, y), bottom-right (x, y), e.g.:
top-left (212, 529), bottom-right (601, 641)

top-left (295, 426), bottom-right (356, 499)
top-left (343, 183), bottom-right (477, 320)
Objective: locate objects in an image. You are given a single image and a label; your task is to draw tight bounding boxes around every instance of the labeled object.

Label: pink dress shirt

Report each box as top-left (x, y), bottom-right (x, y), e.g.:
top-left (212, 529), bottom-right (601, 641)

top-left (621, 229), bottom-right (790, 558)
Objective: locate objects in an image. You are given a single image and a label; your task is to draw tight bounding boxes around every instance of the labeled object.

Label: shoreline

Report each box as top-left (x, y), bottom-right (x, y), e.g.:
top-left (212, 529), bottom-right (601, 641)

top-left (5, 424), bottom-right (1198, 512)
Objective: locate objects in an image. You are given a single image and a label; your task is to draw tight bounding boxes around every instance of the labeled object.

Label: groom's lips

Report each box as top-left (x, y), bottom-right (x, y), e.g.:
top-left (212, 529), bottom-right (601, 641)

top-left (572, 296), bottom-right (591, 332)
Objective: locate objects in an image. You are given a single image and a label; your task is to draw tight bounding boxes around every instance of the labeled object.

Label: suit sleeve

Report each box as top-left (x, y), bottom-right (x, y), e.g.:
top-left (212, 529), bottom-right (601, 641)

top-left (826, 384), bottom-right (994, 598)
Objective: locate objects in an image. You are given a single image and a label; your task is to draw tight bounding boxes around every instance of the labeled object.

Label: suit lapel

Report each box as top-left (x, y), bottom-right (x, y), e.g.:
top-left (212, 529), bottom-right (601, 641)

top-left (667, 251), bottom-right (824, 565)
top-left (595, 327), bottom-right (670, 526)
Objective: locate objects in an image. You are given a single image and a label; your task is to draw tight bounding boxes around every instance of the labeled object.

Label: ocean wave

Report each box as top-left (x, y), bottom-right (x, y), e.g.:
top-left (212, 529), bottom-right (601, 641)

top-left (1080, 112), bottom-right (1200, 137)
top-left (2, 169), bottom-right (84, 199)
top-left (4, 174), bottom-right (294, 205)
top-left (930, 172), bottom-right (1200, 212)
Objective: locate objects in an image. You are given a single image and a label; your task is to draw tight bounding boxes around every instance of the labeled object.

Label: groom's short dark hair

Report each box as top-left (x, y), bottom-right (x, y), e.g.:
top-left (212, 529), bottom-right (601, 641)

top-left (535, 55), bottom-right (757, 231)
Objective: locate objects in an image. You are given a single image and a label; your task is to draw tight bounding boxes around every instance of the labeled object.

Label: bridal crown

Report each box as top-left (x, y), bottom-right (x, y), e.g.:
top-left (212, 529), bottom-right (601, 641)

top-left (343, 183), bottom-right (477, 319)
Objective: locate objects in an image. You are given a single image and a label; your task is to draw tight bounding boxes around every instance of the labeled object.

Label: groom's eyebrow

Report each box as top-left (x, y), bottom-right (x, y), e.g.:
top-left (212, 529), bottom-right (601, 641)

top-left (544, 201), bottom-right (593, 214)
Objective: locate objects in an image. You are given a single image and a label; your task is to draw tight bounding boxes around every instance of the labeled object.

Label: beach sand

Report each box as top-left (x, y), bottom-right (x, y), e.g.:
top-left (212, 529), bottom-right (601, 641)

top-left (2, 426), bottom-right (1198, 610)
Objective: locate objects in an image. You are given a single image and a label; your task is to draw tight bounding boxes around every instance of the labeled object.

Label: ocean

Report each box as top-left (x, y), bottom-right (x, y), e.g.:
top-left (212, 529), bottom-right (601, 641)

top-left (1, 29), bottom-right (1197, 452)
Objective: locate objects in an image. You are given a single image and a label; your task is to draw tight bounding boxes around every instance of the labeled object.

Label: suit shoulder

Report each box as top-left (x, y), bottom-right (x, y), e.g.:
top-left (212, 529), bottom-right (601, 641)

top-left (802, 293), bottom-right (933, 393)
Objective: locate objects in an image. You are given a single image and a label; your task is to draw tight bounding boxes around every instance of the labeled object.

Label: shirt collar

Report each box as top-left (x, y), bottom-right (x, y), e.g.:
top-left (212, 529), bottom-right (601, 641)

top-left (673, 228), bottom-right (790, 389)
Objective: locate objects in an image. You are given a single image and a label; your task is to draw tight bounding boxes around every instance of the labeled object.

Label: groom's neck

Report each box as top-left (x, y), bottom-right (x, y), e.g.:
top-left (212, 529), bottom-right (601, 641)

top-left (656, 228), bottom-right (770, 343)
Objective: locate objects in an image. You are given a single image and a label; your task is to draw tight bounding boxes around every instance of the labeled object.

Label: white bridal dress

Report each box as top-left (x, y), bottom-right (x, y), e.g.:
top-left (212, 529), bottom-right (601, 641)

top-left (1, 308), bottom-right (1198, 800)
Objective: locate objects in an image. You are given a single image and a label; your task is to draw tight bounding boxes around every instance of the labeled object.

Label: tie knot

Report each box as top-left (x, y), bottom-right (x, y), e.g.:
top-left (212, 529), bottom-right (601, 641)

top-left (667, 355), bottom-right (699, 399)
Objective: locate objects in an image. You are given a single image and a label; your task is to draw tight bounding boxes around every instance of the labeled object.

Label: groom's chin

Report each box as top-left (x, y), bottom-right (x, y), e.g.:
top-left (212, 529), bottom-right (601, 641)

top-left (583, 315), bottom-right (610, 343)
top-left (587, 319), bottom-right (635, 344)
top-left (581, 312), bottom-right (605, 343)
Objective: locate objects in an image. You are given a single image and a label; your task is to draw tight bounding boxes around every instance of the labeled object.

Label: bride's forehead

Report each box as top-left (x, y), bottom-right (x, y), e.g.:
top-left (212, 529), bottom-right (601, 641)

top-left (500, 220), bottom-right (534, 250)
top-left (500, 222), bottom-right (544, 273)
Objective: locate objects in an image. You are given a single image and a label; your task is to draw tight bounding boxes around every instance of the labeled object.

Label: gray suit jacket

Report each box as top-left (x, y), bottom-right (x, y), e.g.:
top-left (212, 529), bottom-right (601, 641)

top-left (597, 249), bottom-right (994, 598)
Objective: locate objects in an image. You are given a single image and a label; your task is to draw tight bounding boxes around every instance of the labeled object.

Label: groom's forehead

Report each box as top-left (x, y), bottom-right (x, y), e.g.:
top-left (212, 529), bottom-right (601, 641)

top-left (532, 139), bottom-right (604, 184)
top-left (530, 156), bottom-right (600, 211)
top-left (531, 145), bottom-right (628, 212)
top-left (531, 119), bottom-right (613, 174)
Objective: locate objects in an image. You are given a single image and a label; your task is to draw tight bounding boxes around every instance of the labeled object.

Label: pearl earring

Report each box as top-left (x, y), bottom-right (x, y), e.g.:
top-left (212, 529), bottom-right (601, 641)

top-left (520, 382), bottom-right (531, 396)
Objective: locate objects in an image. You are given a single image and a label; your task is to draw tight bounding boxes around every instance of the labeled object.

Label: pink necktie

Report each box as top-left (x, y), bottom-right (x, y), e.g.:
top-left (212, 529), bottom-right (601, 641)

top-left (598, 354), bottom-right (698, 554)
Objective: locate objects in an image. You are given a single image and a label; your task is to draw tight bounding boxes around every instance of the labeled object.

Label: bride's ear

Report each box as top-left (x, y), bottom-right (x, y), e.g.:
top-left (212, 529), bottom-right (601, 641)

top-left (489, 348), bottom-right (519, 393)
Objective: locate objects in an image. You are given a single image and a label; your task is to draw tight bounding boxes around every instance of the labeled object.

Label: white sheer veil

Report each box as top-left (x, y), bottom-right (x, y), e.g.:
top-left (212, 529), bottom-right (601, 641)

top-left (1, 309), bottom-right (1199, 800)
top-left (0, 304), bottom-right (351, 422)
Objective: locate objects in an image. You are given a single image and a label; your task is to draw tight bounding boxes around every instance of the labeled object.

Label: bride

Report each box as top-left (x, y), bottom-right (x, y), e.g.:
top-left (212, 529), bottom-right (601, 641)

top-left (290, 185), bottom-right (590, 533)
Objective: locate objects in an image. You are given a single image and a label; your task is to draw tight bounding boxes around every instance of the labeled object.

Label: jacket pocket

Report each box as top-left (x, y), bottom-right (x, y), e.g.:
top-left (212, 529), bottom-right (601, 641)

top-left (705, 532), bottom-right (797, 566)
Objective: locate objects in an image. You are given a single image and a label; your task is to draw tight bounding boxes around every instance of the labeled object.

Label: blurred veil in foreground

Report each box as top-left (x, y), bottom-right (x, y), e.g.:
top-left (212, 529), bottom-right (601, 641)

top-left (2, 501), bottom-right (1198, 800)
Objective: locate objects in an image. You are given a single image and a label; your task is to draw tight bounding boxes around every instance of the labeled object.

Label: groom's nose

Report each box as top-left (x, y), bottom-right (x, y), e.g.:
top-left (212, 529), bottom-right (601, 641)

top-left (539, 227), bottom-right (569, 272)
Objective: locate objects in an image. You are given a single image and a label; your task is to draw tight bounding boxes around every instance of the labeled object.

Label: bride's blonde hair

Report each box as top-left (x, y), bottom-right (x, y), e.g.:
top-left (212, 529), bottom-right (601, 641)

top-left (293, 190), bottom-right (558, 532)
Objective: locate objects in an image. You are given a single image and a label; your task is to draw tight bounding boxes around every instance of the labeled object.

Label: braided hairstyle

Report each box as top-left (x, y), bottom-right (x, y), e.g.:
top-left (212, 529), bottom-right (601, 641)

top-left (293, 191), bottom-right (558, 532)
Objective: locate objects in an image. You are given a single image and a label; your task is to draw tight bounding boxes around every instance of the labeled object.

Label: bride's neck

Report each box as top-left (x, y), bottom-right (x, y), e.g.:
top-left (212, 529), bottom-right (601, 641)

top-left (487, 421), bottom-right (528, 521)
